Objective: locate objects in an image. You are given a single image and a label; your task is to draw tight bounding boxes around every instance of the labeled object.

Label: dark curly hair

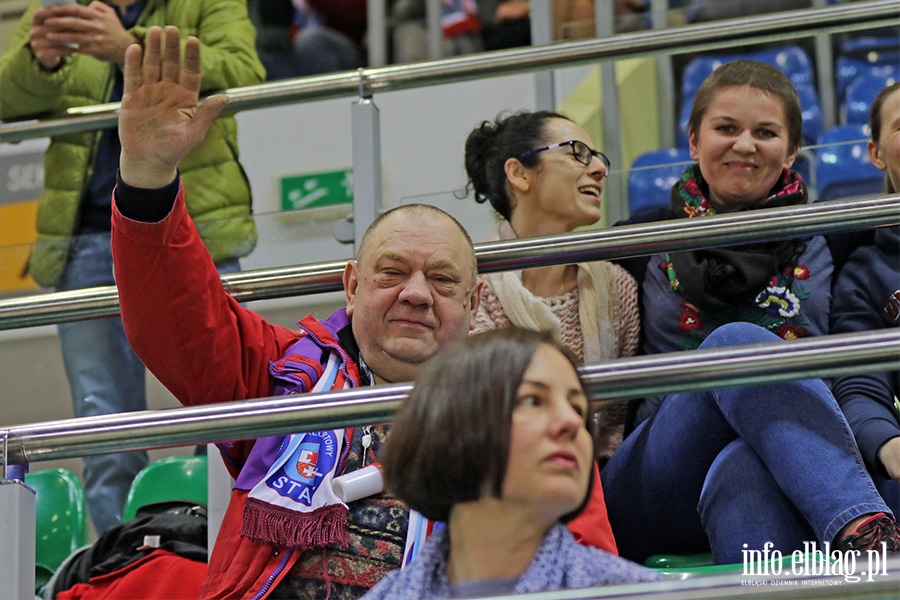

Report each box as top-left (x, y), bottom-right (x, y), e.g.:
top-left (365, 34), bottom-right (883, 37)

top-left (463, 110), bottom-right (572, 220)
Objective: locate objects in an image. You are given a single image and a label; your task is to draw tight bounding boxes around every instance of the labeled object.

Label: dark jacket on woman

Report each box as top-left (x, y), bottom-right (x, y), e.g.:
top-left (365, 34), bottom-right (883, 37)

top-left (831, 225), bottom-right (900, 478)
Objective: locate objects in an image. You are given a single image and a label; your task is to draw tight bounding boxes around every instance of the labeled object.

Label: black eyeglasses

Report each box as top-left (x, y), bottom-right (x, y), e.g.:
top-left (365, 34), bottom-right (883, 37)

top-left (519, 140), bottom-right (611, 171)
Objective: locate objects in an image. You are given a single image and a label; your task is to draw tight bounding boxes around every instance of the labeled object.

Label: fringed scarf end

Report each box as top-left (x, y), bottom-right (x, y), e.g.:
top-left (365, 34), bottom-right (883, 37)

top-left (242, 498), bottom-right (349, 549)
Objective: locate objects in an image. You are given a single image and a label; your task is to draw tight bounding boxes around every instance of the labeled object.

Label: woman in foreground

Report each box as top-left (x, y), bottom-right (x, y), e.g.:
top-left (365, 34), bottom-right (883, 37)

top-left (363, 328), bottom-right (660, 599)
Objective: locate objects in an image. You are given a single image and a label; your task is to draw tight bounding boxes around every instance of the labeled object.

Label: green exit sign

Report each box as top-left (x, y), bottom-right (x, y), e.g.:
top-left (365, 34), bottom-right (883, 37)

top-left (280, 168), bottom-right (353, 211)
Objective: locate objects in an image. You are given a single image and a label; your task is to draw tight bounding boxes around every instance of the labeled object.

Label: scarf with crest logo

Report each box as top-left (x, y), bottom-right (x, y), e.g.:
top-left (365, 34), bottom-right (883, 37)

top-left (242, 351), bottom-right (352, 549)
top-left (664, 165), bottom-right (808, 310)
top-left (235, 313), bottom-right (362, 550)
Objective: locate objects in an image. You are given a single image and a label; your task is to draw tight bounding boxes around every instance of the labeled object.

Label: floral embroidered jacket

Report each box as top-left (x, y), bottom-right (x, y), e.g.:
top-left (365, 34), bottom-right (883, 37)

top-left (633, 166), bottom-right (833, 424)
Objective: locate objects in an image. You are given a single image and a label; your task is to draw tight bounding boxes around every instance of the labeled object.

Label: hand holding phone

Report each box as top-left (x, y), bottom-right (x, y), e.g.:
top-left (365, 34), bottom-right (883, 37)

top-left (38, 0), bottom-right (80, 49)
top-left (36, 1), bottom-right (138, 64)
top-left (31, 0), bottom-right (81, 68)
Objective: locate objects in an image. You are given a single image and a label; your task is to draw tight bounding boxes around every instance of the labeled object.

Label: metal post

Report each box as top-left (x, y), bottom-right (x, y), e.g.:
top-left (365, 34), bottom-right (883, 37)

top-left (425, 0), bottom-right (443, 60)
top-left (531, 0), bottom-right (556, 110)
top-left (368, 0), bottom-right (387, 67)
top-left (0, 480), bottom-right (35, 598)
top-left (206, 444), bottom-right (232, 553)
top-left (650, 0), bottom-right (676, 148)
top-left (351, 97), bottom-right (382, 252)
top-left (596, 0), bottom-right (626, 224)
top-left (813, 0), bottom-right (836, 130)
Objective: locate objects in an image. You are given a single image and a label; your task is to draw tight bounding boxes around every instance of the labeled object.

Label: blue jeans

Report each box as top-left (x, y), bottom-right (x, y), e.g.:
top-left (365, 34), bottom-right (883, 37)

top-left (876, 477), bottom-right (900, 515)
top-left (57, 232), bottom-right (240, 534)
top-left (601, 322), bottom-right (890, 564)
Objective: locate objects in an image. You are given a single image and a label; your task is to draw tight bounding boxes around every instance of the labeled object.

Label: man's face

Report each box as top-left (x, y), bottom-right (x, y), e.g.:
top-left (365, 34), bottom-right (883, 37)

top-left (344, 211), bottom-right (480, 384)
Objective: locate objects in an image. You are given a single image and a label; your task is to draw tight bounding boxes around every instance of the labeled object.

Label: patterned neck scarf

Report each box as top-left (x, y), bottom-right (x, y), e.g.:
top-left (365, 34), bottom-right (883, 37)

top-left (243, 352), bottom-right (352, 549)
top-left (664, 164), bottom-right (808, 310)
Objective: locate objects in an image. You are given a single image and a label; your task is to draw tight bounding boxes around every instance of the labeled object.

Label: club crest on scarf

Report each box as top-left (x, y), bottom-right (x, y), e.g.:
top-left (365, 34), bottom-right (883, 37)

top-left (269, 431), bottom-right (339, 506)
top-left (239, 322), bottom-right (361, 550)
top-left (243, 428), bottom-right (350, 549)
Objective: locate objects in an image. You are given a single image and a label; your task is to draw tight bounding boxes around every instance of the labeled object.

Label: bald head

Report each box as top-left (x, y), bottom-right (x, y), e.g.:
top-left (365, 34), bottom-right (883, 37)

top-left (343, 204), bottom-right (482, 384)
top-left (357, 204), bottom-right (478, 288)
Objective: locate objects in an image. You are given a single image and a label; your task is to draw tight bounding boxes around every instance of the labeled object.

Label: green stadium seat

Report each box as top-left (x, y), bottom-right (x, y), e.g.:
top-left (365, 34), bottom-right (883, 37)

top-left (123, 455), bottom-right (208, 521)
top-left (646, 551), bottom-right (823, 579)
top-left (25, 468), bottom-right (89, 592)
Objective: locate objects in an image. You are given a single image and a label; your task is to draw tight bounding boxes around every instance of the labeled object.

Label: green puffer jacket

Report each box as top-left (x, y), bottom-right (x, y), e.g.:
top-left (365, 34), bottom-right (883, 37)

top-left (0, 0), bottom-right (265, 287)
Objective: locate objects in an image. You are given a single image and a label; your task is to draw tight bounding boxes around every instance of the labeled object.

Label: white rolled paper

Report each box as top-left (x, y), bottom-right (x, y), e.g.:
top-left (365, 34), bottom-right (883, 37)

top-left (332, 464), bottom-right (384, 503)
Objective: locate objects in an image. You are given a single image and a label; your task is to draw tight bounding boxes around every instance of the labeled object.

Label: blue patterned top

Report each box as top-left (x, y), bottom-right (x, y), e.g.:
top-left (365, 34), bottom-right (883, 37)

top-left (361, 523), bottom-right (662, 599)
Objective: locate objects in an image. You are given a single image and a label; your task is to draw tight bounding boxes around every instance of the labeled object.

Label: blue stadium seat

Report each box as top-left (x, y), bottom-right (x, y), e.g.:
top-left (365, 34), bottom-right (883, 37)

top-left (815, 125), bottom-right (884, 202)
top-left (680, 45), bottom-right (814, 105)
top-left (843, 73), bottom-right (898, 125)
top-left (680, 55), bottom-right (726, 109)
top-left (754, 45), bottom-right (814, 87)
top-left (835, 48), bottom-right (898, 106)
top-left (676, 101), bottom-right (693, 149)
top-left (796, 83), bottom-right (821, 147)
top-left (837, 59), bottom-right (898, 105)
top-left (840, 34), bottom-right (900, 55)
top-left (628, 148), bottom-right (693, 215)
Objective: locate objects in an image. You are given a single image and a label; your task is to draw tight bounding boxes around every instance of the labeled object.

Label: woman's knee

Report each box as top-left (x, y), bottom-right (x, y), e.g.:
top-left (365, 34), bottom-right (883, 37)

top-left (700, 322), bottom-right (781, 350)
top-left (700, 440), bottom-right (767, 513)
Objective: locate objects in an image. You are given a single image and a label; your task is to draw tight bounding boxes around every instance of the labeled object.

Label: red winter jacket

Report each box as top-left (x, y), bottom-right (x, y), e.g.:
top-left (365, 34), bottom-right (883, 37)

top-left (112, 180), bottom-right (617, 599)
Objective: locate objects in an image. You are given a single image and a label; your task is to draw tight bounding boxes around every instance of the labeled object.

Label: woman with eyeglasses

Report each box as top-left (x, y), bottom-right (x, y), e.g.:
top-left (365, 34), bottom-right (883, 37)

top-left (361, 328), bottom-right (661, 600)
top-left (601, 60), bottom-right (900, 565)
top-left (464, 110), bottom-right (639, 467)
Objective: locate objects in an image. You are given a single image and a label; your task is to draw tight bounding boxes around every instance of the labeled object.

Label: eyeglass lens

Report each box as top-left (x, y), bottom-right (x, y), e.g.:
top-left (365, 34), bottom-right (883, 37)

top-left (572, 141), bottom-right (609, 169)
top-left (572, 141), bottom-right (590, 164)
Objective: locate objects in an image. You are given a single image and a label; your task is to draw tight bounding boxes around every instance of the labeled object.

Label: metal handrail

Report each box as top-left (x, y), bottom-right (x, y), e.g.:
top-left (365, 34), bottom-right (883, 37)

top-left (2, 328), bottom-right (897, 465)
top-left (1, 195), bottom-right (897, 330)
top-left (480, 565), bottom-right (900, 599)
top-left (1, 1), bottom-right (897, 143)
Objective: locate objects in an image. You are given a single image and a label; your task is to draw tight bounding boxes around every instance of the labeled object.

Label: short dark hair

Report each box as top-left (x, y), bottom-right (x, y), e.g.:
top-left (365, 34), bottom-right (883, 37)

top-left (381, 327), bottom-right (587, 522)
top-left (869, 81), bottom-right (900, 194)
top-left (464, 110), bottom-right (571, 220)
top-left (688, 60), bottom-right (803, 155)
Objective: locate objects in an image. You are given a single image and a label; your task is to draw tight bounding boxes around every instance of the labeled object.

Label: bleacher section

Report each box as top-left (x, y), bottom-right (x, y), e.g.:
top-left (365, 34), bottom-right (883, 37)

top-left (2, 2), bottom-right (899, 597)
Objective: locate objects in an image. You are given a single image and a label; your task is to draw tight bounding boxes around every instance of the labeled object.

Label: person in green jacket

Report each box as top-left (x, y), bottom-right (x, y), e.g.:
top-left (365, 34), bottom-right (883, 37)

top-left (0, 0), bottom-right (265, 534)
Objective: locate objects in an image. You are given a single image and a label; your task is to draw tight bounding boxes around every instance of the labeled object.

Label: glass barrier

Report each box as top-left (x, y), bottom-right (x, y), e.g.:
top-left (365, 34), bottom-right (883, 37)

top-left (1, 7), bottom-right (898, 596)
top-left (0, 8), bottom-right (896, 303)
top-left (0, 134), bottom-right (892, 302)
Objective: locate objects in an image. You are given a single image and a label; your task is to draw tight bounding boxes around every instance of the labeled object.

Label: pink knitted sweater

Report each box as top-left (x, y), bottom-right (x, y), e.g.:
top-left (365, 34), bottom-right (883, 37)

top-left (473, 262), bottom-right (639, 462)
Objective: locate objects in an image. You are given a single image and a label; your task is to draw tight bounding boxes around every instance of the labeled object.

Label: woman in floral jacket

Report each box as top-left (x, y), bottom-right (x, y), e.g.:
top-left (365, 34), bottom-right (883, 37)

top-left (602, 60), bottom-right (900, 565)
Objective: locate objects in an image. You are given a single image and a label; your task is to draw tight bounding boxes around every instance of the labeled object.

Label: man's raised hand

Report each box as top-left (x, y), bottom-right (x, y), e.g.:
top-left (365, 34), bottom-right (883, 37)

top-left (118, 26), bottom-right (229, 189)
